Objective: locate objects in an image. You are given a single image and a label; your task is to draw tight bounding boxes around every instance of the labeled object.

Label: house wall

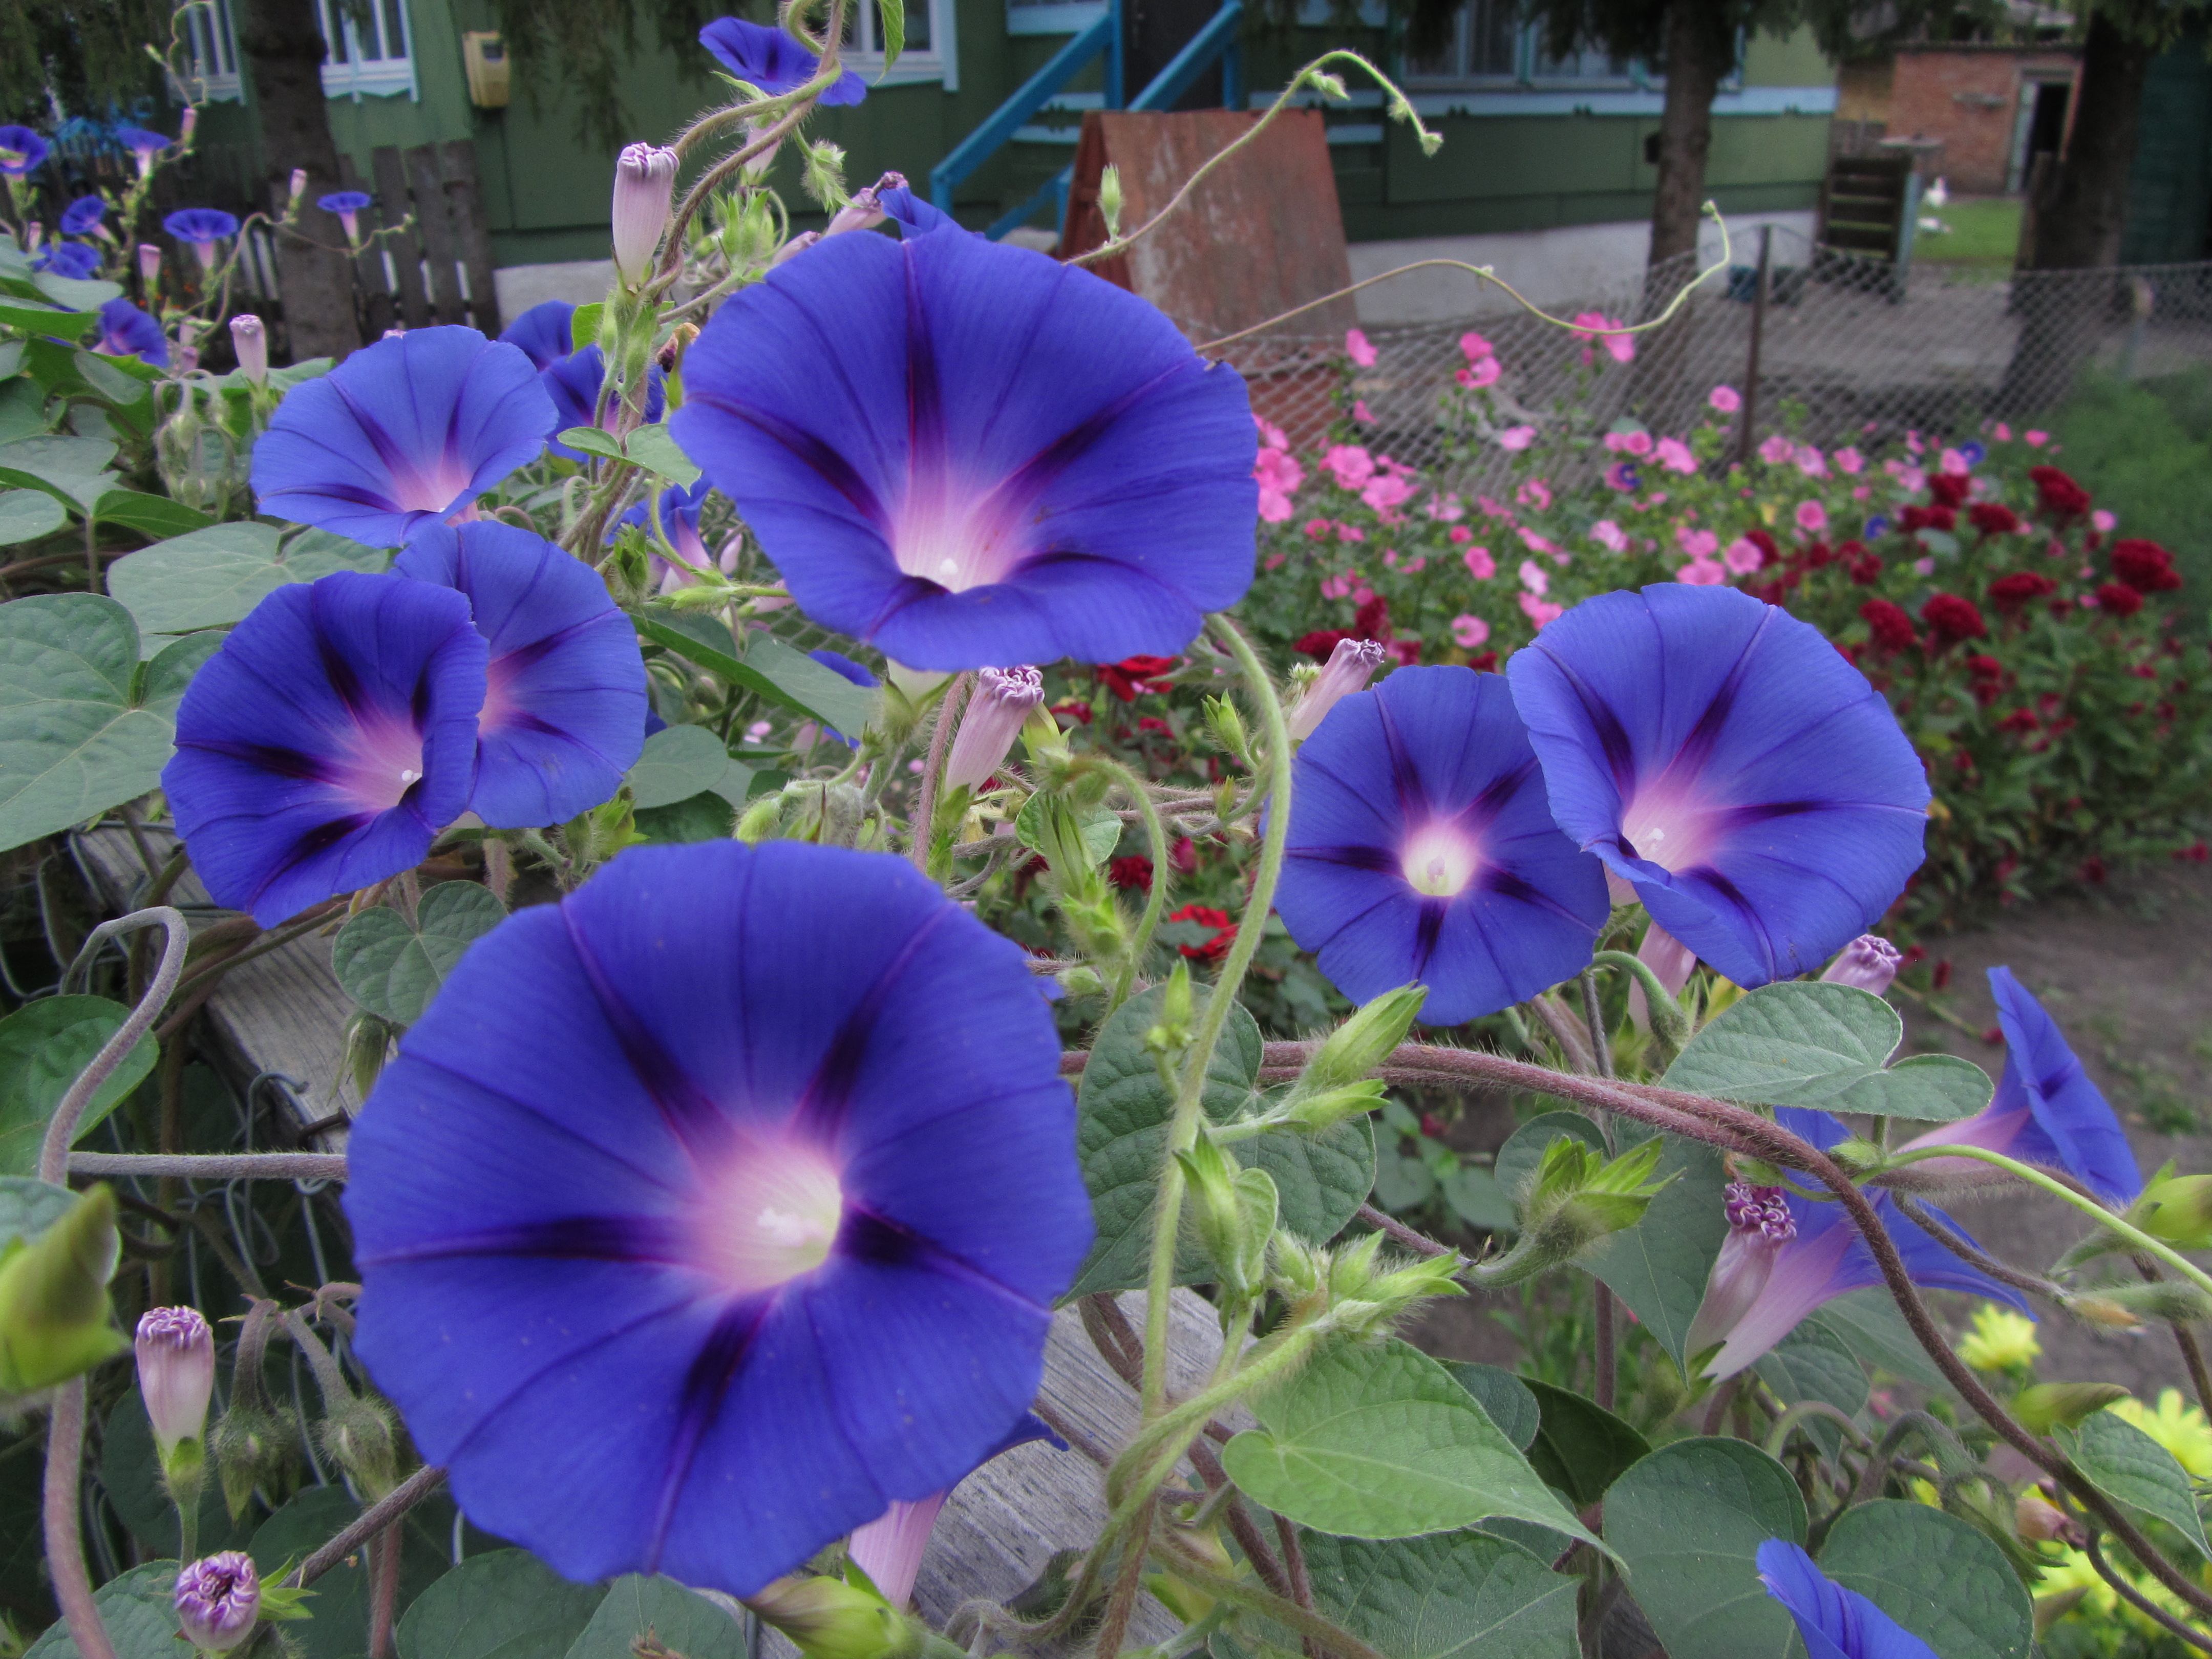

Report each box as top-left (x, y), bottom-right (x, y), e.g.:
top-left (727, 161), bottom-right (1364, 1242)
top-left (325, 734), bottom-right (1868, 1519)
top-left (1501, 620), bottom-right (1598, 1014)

top-left (1885, 46), bottom-right (2079, 196)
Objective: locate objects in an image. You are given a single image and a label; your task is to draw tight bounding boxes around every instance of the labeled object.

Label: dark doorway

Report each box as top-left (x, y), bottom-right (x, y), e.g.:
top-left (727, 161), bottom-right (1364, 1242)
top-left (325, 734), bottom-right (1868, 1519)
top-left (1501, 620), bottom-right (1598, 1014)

top-left (1123, 0), bottom-right (1223, 109)
top-left (2026, 80), bottom-right (2070, 167)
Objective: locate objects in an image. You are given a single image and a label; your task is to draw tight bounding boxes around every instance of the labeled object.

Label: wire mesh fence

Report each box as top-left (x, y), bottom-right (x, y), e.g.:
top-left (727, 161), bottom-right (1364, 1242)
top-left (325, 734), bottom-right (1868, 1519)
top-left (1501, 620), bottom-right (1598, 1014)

top-left (1208, 226), bottom-right (2212, 496)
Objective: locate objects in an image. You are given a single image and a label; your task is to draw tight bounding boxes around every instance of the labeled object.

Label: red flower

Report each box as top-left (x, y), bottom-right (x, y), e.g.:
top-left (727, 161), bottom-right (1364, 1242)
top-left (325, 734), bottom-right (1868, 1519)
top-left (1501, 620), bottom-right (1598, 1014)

top-left (1803, 539), bottom-right (1834, 568)
top-left (1899, 504), bottom-right (1956, 534)
top-left (1968, 502), bottom-right (2022, 536)
top-left (1966, 653), bottom-right (2005, 705)
top-left (1165, 903), bottom-right (1236, 961)
top-left (2096, 582), bottom-right (2144, 617)
top-left (1849, 550), bottom-right (1884, 585)
top-left (2112, 538), bottom-right (2184, 593)
top-left (1931, 958), bottom-right (1951, 990)
top-left (1468, 650), bottom-right (1498, 671)
top-left (1920, 592), bottom-right (1987, 648)
top-left (2175, 840), bottom-right (2210, 864)
top-left (1997, 707), bottom-right (2039, 734)
top-left (1746, 528), bottom-right (1779, 563)
top-left (1353, 593), bottom-right (1395, 642)
top-left (1928, 473), bottom-right (1971, 509)
top-left (2078, 856), bottom-right (2108, 885)
top-left (1860, 599), bottom-right (1917, 652)
top-left (1050, 698), bottom-right (1093, 726)
top-left (1293, 629), bottom-right (1352, 663)
top-left (1108, 855), bottom-right (1154, 892)
top-left (1988, 571), bottom-right (2056, 611)
top-left (1096, 654), bottom-right (1180, 701)
top-left (2029, 464), bottom-right (2091, 522)
top-left (1170, 836), bottom-right (1199, 875)
top-left (1137, 716), bottom-right (1171, 735)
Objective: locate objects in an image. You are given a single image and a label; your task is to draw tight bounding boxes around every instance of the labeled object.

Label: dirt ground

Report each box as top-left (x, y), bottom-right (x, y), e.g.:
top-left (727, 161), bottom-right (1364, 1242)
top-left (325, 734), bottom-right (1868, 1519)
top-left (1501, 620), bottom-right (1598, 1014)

top-left (1410, 862), bottom-right (2212, 1400)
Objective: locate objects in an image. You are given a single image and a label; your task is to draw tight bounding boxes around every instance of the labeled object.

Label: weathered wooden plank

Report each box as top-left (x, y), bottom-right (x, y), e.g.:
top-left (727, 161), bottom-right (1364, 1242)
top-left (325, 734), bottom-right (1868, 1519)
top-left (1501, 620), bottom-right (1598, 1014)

top-left (439, 141), bottom-right (502, 338)
top-left (371, 145), bottom-right (432, 330)
top-left (337, 153), bottom-right (396, 339)
top-left (405, 144), bottom-right (467, 327)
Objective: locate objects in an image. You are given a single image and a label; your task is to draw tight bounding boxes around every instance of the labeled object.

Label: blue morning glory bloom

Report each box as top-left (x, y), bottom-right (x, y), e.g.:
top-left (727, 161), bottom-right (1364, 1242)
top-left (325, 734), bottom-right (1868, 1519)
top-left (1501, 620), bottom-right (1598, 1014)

top-left (316, 190), bottom-right (372, 216)
top-left (1508, 584), bottom-right (1929, 990)
top-left (163, 207), bottom-right (239, 252)
top-left (114, 126), bottom-right (171, 157)
top-left (672, 221), bottom-right (1258, 670)
top-left (393, 522), bottom-right (649, 828)
top-left (0, 126), bottom-right (49, 176)
top-left (1902, 966), bottom-right (2140, 1205)
top-left (1757, 1541), bottom-right (1937, 1659)
top-left (252, 326), bottom-right (557, 547)
top-left (1694, 1108), bottom-right (2028, 1380)
top-left (698, 16), bottom-right (866, 103)
top-left (807, 649), bottom-right (877, 750)
top-left (1275, 666), bottom-right (1609, 1027)
top-left (500, 300), bottom-right (578, 370)
top-left (1865, 514), bottom-right (1891, 539)
top-left (33, 242), bottom-right (101, 280)
top-left (614, 478), bottom-right (721, 592)
top-left (94, 299), bottom-right (168, 368)
top-left (163, 572), bottom-right (487, 927)
top-left (60, 196), bottom-right (106, 235)
top-left (344, 840), bottom-right (1092, 1596)
top-left (1956, 440), bottom-right (1986, 467)
top-left (541, 345), bottom-right (665, 461)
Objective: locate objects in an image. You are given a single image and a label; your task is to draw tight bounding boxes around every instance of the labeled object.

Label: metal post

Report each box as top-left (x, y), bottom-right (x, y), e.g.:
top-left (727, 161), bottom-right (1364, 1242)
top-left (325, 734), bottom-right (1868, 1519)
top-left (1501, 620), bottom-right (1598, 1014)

top-left (1735, 223), bottom-right (1772, 470)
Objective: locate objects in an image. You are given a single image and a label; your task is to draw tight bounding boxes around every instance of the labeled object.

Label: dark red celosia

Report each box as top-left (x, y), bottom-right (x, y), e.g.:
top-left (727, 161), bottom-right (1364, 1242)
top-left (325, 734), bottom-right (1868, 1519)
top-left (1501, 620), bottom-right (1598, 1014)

top-left (1988, 571), bottom-right (2056, 611)
top-left (1968, 502), bottom-right (2022, 536)
top-left (1051, 698), bottom-right (1093, 726)
top-left (1293, 629), bottom-right (1351, 663)
top-left (2111, 538), bottom-right (2184, 593)
top-left (1746, 528), bottom-right (1779, 563)
top-left (1928, 473), bottom-right (1971, 509)
top-left (1108, 855), bottom-right (1154, 892)
top-left (1997, 707), bottom-right (2038, 734)
top-left (1804, 540), bottom-right (1834, 568)
top-left (1900, 504), bottom-right (1957, 534)
top-left (1921, 592), bottom-right (1987, 648)
top-left (1468, 649), bottom-right (1499, 671)
top-left (1353, 593), bottom-right (1394, 641)
top-left (1166, 902), bottom-right (1236, 961)
top-left (2029, 464), bottom-right (2092, 522)
top-left (1096, 654), bottom-right (1179, 701)
top-left (2096, 582), bottom-right (2145, 617)
top-left (1861, 599), bottom-right (1917, 652)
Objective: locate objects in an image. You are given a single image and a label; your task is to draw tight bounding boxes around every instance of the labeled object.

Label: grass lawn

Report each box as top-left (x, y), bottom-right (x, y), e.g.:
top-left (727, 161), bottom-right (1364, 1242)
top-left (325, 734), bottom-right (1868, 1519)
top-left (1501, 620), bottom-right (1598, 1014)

top-left (1913, 195), bottom-right (2022, 266)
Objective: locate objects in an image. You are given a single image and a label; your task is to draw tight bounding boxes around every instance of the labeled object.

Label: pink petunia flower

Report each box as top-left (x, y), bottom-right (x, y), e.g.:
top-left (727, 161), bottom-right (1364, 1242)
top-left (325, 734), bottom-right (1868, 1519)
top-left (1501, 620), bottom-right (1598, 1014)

top-left (2091, 509), bottom-right (2116, 533)
top-left (1321, 444), bottom-right (1376, 490)
top-left (1724, 537), bottom-right (1763, 573)
top-left (1456, 357), bottom-right (1502, 390)
top-left (1253, 447), bottom-right (1304, 523)
top-left (1655, 436), bottom-right (1698, 475)
top-left (1462, 544), bottom-right (1496, 579)
top-left (1758, 435), bottom-right (1796, 465)
top-left (1519, 526), bottom-right (1561, 556)
top-left (1796, 499), bottom-right (1827, 535)
top-left (1458, 330), bottom-right (1495, 363)
top-left (1517, 478), bottom-right (1552, 511)
top-left (1571, 312), bottom-right (1634, 364)
top-left (1518, 591), bottom-right (1565, 626)
top-left (1498, 425), bottom-right (1537, 452)
top-left (1708, 385), bottom-right (1741, 413)
top-left (1448, 525), bottom-right (1473, 545)
top-left (1676, 526), bottom-right (1719, 560)
top-left (2025, 430), bottom-right (2048, 446)
top-left (1425, 492), bottom-right (1465, 522)
top-left (1352, 399), bottom-right (1376, 423)
top-left (1992, 421), bottom-right (2012, 441)
top-left (1675, 556), bottom-right (1726, 585)
top-left (1939, 446), bottom-right (1969, 476)
top-left (1450, 612), bottom-right (1490, 648)
top-left (1590, 519), bottom-right (1628, 554)
top-left (1361, 472), bottom-right (1417, 515)
top-left (1794, 445), bottom-right (1827, 478)
top-left (1833, 446), bottom-right (1863, 475)
top-left (1345, 328), bottom-right (1377, 367)
top-left (1518, 558), bottom-right (1549, 595)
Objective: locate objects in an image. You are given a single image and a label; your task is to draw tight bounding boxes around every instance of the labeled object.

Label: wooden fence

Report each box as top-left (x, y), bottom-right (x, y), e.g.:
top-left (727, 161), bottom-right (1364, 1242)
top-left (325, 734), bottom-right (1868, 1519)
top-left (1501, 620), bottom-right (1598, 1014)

top-left (334, 140), bottom-right (502, 341)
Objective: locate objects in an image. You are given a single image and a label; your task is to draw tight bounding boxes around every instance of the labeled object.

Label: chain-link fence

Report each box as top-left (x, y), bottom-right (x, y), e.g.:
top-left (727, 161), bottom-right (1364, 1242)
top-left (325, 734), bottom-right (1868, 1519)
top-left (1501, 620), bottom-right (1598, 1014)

top-left (1209, 226), bottom-right (2212, 495)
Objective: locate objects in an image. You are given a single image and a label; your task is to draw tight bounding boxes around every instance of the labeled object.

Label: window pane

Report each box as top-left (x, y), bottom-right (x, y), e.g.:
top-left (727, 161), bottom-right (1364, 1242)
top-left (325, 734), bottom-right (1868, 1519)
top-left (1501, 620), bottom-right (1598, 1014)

top-left (1466, 0), bottom-right (1515, 76)
top-left (382, 0), bottom-right (408, 58)
top-left (1402, 0), bottom-right (1461, 77)
top-left (320, 0), bottom-right (352, 67)
top-left (1531, 39), bottom-right (1629, 79)
top-left (891, 0), bottom-right (928, 52)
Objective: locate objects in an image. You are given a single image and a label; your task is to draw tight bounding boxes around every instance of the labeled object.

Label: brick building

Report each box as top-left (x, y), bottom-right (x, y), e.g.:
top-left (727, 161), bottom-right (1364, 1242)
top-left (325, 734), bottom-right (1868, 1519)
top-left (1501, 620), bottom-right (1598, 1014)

top-left (1864, 44), bottom-right (2080, 194)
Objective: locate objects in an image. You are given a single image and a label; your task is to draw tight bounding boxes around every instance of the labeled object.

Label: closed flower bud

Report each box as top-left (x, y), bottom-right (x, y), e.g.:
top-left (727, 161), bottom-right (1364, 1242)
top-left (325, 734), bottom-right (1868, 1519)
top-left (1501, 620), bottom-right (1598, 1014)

top-left (136, 1306), bottom-right (216, 1459)
top-left (944, 666), bottom-right (1044, 793)
top-left (180, 108), bottom-right (198, 146)
top-left (1146, 961), bottom-right (1195, 1061)
top-left (138, 242), bottom-right (162, 290)
top-left (771, 230), bottom-right (822, 268)
top-left (1819, 933), bottom-right (1903, 994)
top-left (287, 168), bottom-right (307, 205)
top-left (2126, 1172), bottom-right (2212, 1250)
top-left (1175, 1132), bottom-right (1276, 1298)
top-left (0, 1184), bottom-right (128, 1395)
top-left (1684, 1180), bottom-right (1796, 1360)
top-left (2010, 1381), bottom-right (2129, 1435)
top-left (1290, 984), bottom-right (1426, 1103)
top-left (174, 1553), bottom-right (258, 1653)
top-left (1201, 695), bottom-right (1248, 763)
top-left (317, 1393), bottom-right (397, 1496)
top-left (611, 143), bottom-right (679, 283)
top-left (746, 1573), bottom-right (919, 1659)
top-left (210, 1403), bottom-right (291, 1519)
top-left (228, 315), bottom-right (266, 386)
top-left (2014, 1490), bottom-right (2078, 1546)
top-left (1098, 164), bottom-right (1124, 239)
top-left (825, 172), bottom-right (905, 237)
top-left (1287, 637), bottom-right (1386, 742)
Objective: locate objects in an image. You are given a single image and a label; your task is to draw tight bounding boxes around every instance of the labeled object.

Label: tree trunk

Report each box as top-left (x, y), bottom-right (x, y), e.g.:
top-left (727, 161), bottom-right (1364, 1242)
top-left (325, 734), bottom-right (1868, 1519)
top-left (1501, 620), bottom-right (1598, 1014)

top-left (239, 0), bottom-right (360, 361)
top-left (2025, 9), bottom-right (2152, 272)
top-left (1646, 0), bottom-right (1731, 269)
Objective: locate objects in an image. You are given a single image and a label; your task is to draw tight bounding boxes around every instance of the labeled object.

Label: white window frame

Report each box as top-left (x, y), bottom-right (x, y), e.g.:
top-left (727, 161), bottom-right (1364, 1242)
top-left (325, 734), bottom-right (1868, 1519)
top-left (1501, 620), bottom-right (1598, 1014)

top-left (1006, 0), bottom-right (1104, 37)
top-left (177, 0), bottom-right (245, 103)
top-left (842, 0), bottom-right (958, 90)
top-left (315, 0), bottom-right (420, 102)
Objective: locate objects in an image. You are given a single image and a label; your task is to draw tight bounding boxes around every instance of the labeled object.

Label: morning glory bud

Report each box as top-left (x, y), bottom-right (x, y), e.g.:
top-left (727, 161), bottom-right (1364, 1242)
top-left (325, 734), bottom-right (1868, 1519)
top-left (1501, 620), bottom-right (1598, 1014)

top-left (136, 1306), bottom-right (215, 1459)
top-left (0, 1184), bottom-right (128, 1395)
top-left (1175, 1131), bottom-right (1277, 1299)
top-left (1201, 695), bottom-right (1248, 763)
top-left (1097, 164), bottom-right (1124, 239)
top-left (2011, 1381), bottom-right (2129, 1435)
top-left (174, 1553), bottom-right (259, 1653)
top-left (228, 315), bottom-right (266, 386)
top-left (1819, 933), bottom-right (1903, 994)
top-left (825, 172), bottom-right (906, 237)
top-left (746, 1572), bottom-right (923, 1659)
top-left (287, 168), bottom-right (307, 206)
top-left (1684, 1182), bottom-right (1796, 1359)
top-left (771, 230), bottom-right (822, 268)
top-left (138, 242), bottom-right (162, 291)
top-left (1287, 637), bottom-right (1386, 742)
top-left (611, 143), bottom-right (679, 284)
top-left (944, 666), bottom-right (1044, 793)
top-left (2126, 1171), bottom-right (2212, 1250)
top-left (180, 108), bottom-right (198, 147)
top-left (1279, 984), bottom-right (1425, 1133)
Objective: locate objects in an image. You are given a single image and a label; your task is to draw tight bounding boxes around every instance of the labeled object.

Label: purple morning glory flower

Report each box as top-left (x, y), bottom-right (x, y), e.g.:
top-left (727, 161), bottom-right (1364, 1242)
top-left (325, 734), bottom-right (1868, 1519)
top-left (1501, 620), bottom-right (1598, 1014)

top-left (1865, 514), bottom-right (1891, 539)
top-left (251, 326), bottom-right (557, 547)
top-left (0, 126), bottom-right (49, 176)
top-left (163, 572), bottom-right (487, 927)
top-left (1956, 440), bottom-right (1986, 467)
top-left (114, 125), bottom-right (171, 156)
top-left (615, 478), bottom-right (719, 586)
top-left (60, 196), bottom-right (107, 235)
top-left (393, 522), bottom-right (649, 827)
top-left (343, 840), bottom-right (1092, 1595)
top-left (1275, 666), bottom-right (1610, 1027)
top-left (94, 298), bottom-right (168, 368)
top-left (671, 220), bottom-right (1258, 671)
top-left (1507, 584), bottom-right (1929, 990)
top-left (1901, 966), bottom-right (2139, 1205)
top-left (33, 242), bottom-right (102, 280)
top-left (698, 16), bottom-right (866, 103)
top-left (163, 207), bottom-right (239, 243)
top-left (500, 300), bottom-right (579, 371)
top-left (541, 345), bottom-right (666, 461)
top-left (1757, 1540), bottom-right (1938, 1659)
top-left (174, 1552), bottom-right (261, 1653)
top-left (1692, 1108), bottom-right (2027, 1379)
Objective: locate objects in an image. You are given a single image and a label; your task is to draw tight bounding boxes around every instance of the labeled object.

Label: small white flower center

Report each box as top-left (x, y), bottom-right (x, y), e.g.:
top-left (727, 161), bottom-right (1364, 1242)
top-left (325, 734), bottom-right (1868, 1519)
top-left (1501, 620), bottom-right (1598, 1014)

top-left (1400, 823), bottom-right (1478, 898)
top-left (697, 1137), bottom-right (845, 1294)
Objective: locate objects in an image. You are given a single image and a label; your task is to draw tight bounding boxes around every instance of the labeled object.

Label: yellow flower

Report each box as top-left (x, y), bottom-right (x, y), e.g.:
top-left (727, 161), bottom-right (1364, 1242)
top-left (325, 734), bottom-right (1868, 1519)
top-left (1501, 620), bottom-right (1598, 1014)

top-left (1958, 1306), bottom-right (2040, 1374)
top-left (2113, 1388), bottom-right (2212, 1479)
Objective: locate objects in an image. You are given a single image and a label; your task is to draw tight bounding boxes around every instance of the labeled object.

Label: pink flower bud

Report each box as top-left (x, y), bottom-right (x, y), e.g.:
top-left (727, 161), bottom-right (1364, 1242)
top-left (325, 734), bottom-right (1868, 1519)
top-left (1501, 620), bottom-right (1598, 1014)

top-left (180, 108), bottom-right (199, 146)
top-left (287, 168), bottom-right (308, 204)
top-left (229, 315), bottom-right (267, 386)
top-left (136, 1306), bottom-right (214, 1456)
top-left (1288, 637), bottom-right (1386, 741)
top-left (611, 143), bottom-right (679, 282)
top-left (1819, 934), bottom-right (1901, 994)
top-left (944, 666), bottom-right (1045, 792)
top-left (826, 172), bottom-right (906, 237)
top-left (770, 230), bottom-right (821, 268)
top-left (174, 1553), bottom-right (258, 1652)
top-left (846, 1494), bottom-right (948, 1608)
top-left (1684, 1183), bottom-right (1796, 1359)
top-left (138, 243), bottom-right (162, 289)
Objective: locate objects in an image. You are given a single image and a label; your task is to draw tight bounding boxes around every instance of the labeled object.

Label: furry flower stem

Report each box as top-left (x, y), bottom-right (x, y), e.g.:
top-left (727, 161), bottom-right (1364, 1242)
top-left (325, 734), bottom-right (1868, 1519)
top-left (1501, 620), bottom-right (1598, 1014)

top-left (1590, 949), bottom-right (1691, 1066)
top-left (1088, 756), bottom-right (1171, 1010)
top-left (1140, 616), bottom-right (1293, 1421)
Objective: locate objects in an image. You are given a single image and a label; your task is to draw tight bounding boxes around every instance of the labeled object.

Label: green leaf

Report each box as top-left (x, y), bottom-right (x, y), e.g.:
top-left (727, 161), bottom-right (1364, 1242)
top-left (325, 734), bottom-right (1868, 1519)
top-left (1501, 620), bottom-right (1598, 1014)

top-left (623, 424), bottom-right (701, 487)
top-left (0, 339), bottom-right (22, 374)
top-left (556, 426), bottom-right (625, 464)
top-left (877, 0), bottom-right (905, 70)
top-left (1440, 1163), bottom-right (1514, 1231)
top-left (0, 995), bottom-right (160, 1175)
top-left (1492, 1112), bottom-right (1604, 1207)
top-left (633, 792), bottom-right (741, 843)
top-left (1448, 1363), bottom-right (1539, 1452)
top-left (332, 883), bottom-right (509, 1027)
top-left (569, 304), bottom-right (604, 353)
top-left (1753, 1318), bottom-right (1868, 1452)
top-left (1069, 982), bottom-right (1371, 1296)
top-left (1221, 1338), bottom-right (1608, 1552)
top-left (0, 434), bottom-right (116, 511)
top-left (140, 631), bottom-right (224, 718)
top-left (1818, 1500), bottom-right (2032, 1659)
top-left (0, 594), bottom-right (180, 852)
top-left (0, 488), bottom-right (65, 545)
top-left (251, 1486), bottom-right (460, 1659)
top-left (34, 275), bottom-right (122, 312)
top-left (23, 1562), bottom-right (193, 1659)
top-left (1810, 1287), bottom-right (1953, 1395)
top-left (93, 490), bottom-right (213, 541)
top-left (73, 350), bottom-right (158, 406)
top-left (1664, 981), bottom-right (1993, 1121)
top-left (562, 1575), bottom-right (746, 1659)
top-left (0, 1175), bottom-right (76, 1248)
top-left (100, 1392), bottom-right (254, 1558)
top-left (632, 614), bottom-right (875, 735)
top-left (1293, 1530), bottom-right (1579, 1659)
top-left (0, 299), bottom-right (96, 340)
top-left (1600, 1437), bottom-right (1806, 1659)
top-left (1519, 1379), bottom-right (1649, 1508)
top-left (1577, 1125), bottom-right (1729, 1372)
top-left (624, 725), bottom-right (752, 810)
top-left (1013, 792), bottom-right (1121, 871)
top-left (107, 521), bottom-right (388, 645)
top-left (0, 377), bottom-right (48, 444)
top-left (395, 1549), bottom-right (607, 1659)
top-left (2060, 1407), bottom-right (2212, 1560)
